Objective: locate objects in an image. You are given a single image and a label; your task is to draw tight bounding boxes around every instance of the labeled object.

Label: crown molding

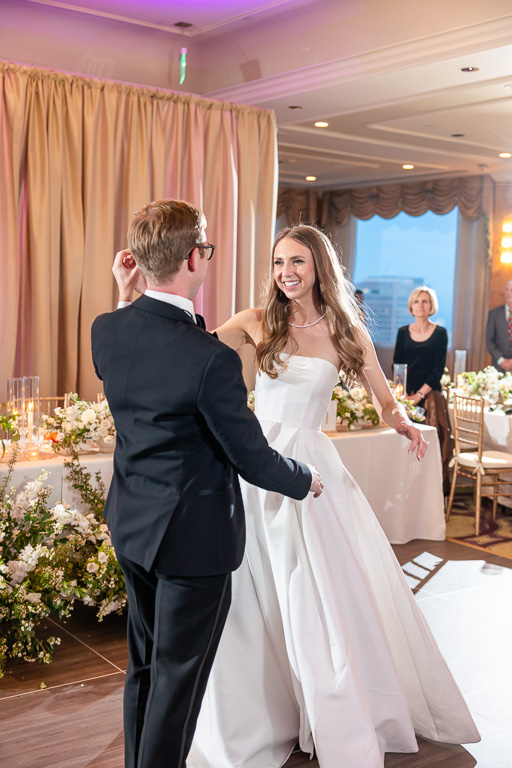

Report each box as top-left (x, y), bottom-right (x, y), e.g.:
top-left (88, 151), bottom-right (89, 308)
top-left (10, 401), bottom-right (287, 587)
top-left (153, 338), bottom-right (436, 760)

top-left (205, 16), bottom-right (512, 104)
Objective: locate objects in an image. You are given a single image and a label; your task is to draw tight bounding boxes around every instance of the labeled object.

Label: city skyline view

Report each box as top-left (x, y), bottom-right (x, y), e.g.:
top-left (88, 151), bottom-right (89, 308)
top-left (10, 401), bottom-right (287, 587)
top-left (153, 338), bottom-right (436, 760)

top-left (353, 208), bottom-right (458, 345)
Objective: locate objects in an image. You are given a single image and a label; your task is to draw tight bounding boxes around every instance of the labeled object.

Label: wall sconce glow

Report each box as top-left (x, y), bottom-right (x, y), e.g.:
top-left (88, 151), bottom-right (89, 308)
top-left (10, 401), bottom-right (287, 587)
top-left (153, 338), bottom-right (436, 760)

top-left (305, 176), bottom-right (317, 181)
top-left (500, 218), bottom-right (512, 263)
top-left (314, 121), bottom-right (329, 128)
top-left (402, 164), bottom-right (414, 170)
top-left (499, 152), bottom-right (512, 158)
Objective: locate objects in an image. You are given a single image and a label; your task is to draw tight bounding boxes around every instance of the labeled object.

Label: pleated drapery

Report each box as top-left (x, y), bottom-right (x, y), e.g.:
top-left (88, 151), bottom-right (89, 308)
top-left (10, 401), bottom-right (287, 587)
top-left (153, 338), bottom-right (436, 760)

top-left (0, 62), bottom-right (277, 401)
top-left (277, 176), bottom-right (485, 227)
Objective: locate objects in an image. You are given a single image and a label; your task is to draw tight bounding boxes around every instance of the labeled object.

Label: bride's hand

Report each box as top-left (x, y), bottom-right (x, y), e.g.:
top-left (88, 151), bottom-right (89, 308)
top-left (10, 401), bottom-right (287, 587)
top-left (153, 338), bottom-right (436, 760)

top-left (307, 465), bottom-right (324, 497)
top-left (396, 422), bottom-right (428, 461)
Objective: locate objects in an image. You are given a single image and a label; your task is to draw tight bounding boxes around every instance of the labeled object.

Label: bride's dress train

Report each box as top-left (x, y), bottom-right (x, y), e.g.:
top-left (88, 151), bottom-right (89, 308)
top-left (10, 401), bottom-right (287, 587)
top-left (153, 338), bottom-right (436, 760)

top-left (189, 355), bottom-right (479, 768)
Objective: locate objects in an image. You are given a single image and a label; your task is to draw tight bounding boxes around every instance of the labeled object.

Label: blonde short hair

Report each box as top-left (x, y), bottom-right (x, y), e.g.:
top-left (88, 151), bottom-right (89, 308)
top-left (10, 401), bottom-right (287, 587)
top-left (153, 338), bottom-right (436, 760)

top-left (407, 286), bottom-right (439, 316)
top-left (128, 199), bottom-right (206, 284)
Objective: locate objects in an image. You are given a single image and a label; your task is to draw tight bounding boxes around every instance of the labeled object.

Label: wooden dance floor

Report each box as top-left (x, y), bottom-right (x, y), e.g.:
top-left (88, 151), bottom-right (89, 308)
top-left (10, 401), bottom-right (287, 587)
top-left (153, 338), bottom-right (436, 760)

top-left (1, 539), bottom-right (511, 768)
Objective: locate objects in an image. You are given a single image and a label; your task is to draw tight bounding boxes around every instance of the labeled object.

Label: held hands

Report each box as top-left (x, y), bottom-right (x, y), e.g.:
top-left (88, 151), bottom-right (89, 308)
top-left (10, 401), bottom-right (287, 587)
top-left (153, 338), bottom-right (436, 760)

top-left (113, 249), bottom-right (147, 301)
top-left (395, 421), bottom-right (428, 461)
top-left (307, 465), bottom-right (324, 498)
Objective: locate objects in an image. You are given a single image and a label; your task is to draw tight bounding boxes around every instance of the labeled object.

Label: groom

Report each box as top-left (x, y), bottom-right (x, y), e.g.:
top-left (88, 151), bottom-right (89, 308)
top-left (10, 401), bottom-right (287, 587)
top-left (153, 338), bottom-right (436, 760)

top-left (91, 199), bottom-right (322, 768)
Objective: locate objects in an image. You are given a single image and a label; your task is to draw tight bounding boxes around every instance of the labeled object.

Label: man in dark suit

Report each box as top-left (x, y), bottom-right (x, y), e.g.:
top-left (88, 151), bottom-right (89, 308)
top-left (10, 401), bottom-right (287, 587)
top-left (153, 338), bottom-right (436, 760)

top-left (91, 199), bottom-right (321, 768)
top-left (486, 280), bottom-right (512, 372)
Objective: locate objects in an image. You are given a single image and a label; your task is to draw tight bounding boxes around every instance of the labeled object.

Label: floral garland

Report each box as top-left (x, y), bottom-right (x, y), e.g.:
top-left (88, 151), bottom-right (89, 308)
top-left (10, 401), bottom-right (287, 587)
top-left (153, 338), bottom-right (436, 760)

top-left (0, 448), bottom-right (126, 678)
top-left (42, 394), bottom-right (116, 452)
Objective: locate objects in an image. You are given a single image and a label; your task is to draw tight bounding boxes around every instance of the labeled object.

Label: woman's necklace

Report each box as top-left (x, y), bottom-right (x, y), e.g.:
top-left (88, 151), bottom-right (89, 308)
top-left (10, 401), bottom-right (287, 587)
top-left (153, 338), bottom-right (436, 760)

top-left (289, 312), bottom-right (326, 328)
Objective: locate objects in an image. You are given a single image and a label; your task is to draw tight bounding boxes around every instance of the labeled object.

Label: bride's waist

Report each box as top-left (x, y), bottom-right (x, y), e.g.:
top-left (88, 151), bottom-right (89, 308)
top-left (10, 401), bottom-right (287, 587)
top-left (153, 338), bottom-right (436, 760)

top-left (256, 415), bottom-right (321, 432)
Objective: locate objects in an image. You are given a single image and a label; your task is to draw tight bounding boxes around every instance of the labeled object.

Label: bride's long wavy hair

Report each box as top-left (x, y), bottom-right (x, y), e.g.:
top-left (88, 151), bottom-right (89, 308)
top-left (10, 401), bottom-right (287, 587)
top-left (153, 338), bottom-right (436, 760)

top-left (255, 225), bottom-right (366, 381)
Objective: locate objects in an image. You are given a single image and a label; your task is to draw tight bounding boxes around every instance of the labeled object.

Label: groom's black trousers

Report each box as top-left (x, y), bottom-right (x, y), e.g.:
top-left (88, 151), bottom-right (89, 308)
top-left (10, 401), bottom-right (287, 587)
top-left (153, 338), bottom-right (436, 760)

top-left (117, 553), bottom-right (232, 768)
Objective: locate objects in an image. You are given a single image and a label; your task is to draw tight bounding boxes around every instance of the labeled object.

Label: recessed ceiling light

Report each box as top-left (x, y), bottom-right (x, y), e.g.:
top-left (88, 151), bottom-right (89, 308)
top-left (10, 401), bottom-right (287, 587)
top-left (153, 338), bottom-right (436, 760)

top-left (451, 133), bottom-right (465, 138)
top-left (314, 121), bottom-right (329, 128)
top-left (499, 152), bottom-right (512, 158)
top-left (288, 105), bottom-right (303, 110)
top-left (305, 175), bottom-right (317, 181)
top-left (402, 164), bottom-right (414, 170)
top-left (174, 21), bottom-right (192, 28)
top-left (505, 84), bottom-right (512, 90)
top-left (459, 66), bottom-right (479, 72)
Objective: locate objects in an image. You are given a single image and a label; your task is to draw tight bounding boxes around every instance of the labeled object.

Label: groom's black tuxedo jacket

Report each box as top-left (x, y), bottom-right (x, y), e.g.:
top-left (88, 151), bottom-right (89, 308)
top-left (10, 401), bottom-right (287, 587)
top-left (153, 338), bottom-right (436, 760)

top-left (91, 295), bottom-right (311, 576)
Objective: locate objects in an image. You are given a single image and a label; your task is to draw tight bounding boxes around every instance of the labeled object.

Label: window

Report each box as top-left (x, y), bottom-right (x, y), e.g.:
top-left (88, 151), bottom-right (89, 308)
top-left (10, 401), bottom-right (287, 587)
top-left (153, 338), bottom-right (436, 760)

top-left (353, 209), bottom-right (458, 346)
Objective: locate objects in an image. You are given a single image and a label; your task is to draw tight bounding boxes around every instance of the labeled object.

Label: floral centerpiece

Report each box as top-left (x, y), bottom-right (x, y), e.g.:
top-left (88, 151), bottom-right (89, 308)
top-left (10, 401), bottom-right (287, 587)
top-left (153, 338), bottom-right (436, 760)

top-left (43, 394), bottom-right (116, 453)
top-left (331, 381), bottom-right (425, 429)
top-left (0, 452), bottom-right (126, 678)
top-left (444, 366), bottom-right (512, 411)
top-left (331, 384), bottom-right (380, 429)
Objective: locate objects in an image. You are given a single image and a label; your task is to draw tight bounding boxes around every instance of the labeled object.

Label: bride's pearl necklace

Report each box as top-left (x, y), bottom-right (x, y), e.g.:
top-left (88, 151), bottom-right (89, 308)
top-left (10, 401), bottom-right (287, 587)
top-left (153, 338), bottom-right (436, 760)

top-left (289, 312), bottom-right (326, 328)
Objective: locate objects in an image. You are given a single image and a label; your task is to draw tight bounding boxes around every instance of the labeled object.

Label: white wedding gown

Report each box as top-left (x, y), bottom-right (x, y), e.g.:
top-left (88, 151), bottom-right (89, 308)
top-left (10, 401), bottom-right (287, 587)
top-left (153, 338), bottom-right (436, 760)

top-left (189, 355), bottom-right (479, 768)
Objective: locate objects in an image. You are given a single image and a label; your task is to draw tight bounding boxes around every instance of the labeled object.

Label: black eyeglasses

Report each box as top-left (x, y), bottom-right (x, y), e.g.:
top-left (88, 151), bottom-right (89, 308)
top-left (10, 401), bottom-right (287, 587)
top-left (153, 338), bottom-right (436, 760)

top-left (185, 243), bottom-right (215, 261)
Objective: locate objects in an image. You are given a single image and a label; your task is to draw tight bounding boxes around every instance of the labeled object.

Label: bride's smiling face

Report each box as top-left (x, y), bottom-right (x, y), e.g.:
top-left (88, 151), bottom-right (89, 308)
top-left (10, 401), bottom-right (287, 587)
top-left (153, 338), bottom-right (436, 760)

top-left (273, 238), bottom-right (317, 301)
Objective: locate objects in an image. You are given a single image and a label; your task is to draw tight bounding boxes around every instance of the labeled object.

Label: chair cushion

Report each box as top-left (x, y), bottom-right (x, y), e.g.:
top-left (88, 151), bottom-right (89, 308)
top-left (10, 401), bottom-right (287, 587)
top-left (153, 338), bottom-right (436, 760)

top-left (457, 450), bottom-right (512, 470)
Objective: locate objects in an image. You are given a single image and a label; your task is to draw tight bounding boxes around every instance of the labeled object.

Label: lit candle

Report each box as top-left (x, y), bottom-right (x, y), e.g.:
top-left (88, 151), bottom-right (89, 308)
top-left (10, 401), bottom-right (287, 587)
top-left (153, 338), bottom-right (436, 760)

top-left (456, 374), bottom-right (463, 390)
top-left (395, 384), bottom-right (404, 398)
top-left (27, 401), bottom-right (34, 446)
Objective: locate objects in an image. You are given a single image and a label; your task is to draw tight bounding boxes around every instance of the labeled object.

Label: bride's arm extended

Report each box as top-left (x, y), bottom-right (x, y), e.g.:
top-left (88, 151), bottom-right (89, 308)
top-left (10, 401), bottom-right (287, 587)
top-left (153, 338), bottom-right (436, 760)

top-left (356, 329), bottom-right (428, 460)
top-left (214, 309), bottom-right (262, 350)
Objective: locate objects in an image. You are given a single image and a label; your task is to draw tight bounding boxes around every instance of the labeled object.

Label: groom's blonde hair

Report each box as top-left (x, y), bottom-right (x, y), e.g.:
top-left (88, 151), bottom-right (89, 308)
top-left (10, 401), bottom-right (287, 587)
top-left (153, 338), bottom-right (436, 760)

top-left (128, 199), bottom-right (207, 284)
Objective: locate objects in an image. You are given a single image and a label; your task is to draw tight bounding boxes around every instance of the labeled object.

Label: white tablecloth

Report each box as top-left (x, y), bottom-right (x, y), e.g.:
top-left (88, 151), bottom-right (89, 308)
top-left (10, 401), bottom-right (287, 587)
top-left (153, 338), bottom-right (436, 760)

top-left (328, 424), bottom-right (445, 543)
top-left (1, 425), bottom-right (445, 545)
top-left (0, 452), bottom-right (114, 510)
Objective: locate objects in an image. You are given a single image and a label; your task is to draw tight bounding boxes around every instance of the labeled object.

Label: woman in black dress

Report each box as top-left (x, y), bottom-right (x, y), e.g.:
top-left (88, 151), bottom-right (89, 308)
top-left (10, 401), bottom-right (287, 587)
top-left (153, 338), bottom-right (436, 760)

top-left (393, 286), bottom-right (453, 495)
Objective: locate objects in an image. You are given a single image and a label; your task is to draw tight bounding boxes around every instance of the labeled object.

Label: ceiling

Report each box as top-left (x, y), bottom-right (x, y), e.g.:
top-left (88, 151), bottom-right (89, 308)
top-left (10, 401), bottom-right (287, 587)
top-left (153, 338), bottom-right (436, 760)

top-left (22, 0), bottom-right (512, 190)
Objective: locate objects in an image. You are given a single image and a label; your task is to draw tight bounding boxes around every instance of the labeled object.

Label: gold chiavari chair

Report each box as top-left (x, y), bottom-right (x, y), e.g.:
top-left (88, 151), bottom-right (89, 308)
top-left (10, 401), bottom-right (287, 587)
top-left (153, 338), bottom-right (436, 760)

top-left (40, 394), bottom-right (70, 417)
top-left (446, 393), bottom-right (512, 535)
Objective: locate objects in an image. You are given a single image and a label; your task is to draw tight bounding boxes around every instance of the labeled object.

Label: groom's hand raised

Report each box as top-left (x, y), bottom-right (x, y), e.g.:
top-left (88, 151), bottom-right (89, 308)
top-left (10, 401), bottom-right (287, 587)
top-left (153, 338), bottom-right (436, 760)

top-left (307, 465), bottom-right (324, 498)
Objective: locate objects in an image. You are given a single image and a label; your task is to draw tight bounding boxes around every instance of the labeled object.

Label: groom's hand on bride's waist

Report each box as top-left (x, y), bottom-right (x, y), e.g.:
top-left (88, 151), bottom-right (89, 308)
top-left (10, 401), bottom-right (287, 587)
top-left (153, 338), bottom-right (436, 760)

top-left (307, 465), bottom-right (324, 498)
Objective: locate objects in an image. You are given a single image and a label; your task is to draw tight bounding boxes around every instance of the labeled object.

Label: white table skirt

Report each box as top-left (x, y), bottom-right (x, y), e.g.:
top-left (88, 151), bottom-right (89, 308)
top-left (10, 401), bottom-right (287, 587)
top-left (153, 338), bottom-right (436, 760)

top-left (327, 424), bottom-right (445, 544)
top-left (1, 424), bottom-right (445, 545)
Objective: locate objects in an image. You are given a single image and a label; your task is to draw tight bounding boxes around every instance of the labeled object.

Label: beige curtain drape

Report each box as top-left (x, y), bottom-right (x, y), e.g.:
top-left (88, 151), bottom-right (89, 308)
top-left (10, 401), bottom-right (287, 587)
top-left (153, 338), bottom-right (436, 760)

top-left (0, 62), bottom-right (277, 401)
top-left (278, 176), bottom-right (485, 228)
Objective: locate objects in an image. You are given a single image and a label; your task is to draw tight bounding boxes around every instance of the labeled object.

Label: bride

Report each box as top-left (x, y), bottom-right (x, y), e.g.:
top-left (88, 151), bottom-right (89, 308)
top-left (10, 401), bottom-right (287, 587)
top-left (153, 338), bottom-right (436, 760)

top-left (113, 223), bottom-right (479, 767)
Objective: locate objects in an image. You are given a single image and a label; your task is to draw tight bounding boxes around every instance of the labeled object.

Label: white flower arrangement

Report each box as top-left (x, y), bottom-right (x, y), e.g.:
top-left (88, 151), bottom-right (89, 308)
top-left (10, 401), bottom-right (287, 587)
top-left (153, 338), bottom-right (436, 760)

top-left (42, 394), bottom-right (116, 452)
top-left (0, 452), bottom-right (126, 677)
top-left (445, 366), bottom-right (512, 411)
top-left (331, 381), bottom-right (425, 429)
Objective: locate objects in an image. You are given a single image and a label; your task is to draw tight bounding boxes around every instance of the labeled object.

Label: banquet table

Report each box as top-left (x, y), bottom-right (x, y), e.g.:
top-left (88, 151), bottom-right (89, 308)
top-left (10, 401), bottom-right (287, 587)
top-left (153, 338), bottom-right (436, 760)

top-left (1, 423), bottom-right (445, 545)
top-left (327, 424), bottom-right (445, 543)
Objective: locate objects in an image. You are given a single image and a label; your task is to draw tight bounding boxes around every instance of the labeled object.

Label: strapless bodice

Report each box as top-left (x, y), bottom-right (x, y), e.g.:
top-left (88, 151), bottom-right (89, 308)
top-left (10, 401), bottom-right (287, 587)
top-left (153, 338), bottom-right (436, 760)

top-left (254, 355), bottom-right (339, 431)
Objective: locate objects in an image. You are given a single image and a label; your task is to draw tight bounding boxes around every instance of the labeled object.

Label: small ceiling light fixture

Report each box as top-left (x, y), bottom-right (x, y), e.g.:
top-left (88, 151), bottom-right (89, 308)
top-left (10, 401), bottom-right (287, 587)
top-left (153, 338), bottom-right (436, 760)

top-left (314, 121), bottom-right (329, 128)
top-left (505, 84), bottom-right (512, 90)
top-left (451, 133), bottom-right (465, 138)
top-left (402, 164), bottom-right (415, 170)
top-left (459, 66), bottom-right (479, 72)
top-left (499, 152), bottom-right (512, 158)
top-left (305, 175), bottom-right (317, 181)
top-left (288, 105), bottom-right (303, 110)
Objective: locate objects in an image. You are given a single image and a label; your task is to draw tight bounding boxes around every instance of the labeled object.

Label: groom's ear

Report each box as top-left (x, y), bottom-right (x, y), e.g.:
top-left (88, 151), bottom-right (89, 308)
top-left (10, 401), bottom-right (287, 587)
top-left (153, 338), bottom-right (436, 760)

top-left (186, 246), bottom-right (201, 272)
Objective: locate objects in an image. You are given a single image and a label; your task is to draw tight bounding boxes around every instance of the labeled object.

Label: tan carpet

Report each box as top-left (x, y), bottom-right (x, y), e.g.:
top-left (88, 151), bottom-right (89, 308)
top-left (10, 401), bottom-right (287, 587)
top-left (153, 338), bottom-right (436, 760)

top-left (446, 491), bottom-right (512, 559)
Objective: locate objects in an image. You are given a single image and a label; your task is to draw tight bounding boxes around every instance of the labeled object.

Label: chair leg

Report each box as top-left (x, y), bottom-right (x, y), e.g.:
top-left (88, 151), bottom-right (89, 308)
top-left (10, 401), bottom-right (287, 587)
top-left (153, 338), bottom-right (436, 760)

top-left (475, 471), bottom-right (482, 536)
top-left (492, 476), bottom-right (498, 521)
top-left (445, 462), bottom-right (458, 520)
